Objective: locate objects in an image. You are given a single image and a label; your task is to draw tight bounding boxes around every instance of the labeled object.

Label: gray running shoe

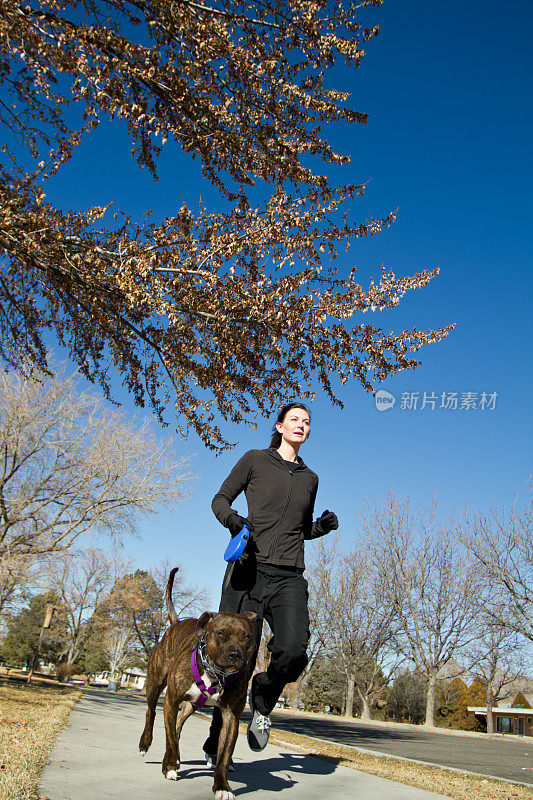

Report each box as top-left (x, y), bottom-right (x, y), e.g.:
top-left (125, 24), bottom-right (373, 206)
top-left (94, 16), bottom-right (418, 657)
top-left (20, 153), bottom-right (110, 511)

top-left (204, 752), bottom-right (235, 772)
top-left (246, 708), bottom-right (271, 751)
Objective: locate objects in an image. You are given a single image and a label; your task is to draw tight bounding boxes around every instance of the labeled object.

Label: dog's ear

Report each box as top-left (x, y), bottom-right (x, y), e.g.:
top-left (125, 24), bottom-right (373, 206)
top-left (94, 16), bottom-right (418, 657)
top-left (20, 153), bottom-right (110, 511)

top-left (196, 611), bottom-right (216, 637)
top-left (242, 611), bottom-right (258, 623)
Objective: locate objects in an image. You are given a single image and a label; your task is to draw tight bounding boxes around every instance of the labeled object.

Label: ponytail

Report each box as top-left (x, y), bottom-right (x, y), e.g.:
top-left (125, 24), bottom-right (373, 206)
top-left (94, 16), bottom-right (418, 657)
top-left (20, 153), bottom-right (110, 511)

top-left (269, 429), bottom-right (282, 449)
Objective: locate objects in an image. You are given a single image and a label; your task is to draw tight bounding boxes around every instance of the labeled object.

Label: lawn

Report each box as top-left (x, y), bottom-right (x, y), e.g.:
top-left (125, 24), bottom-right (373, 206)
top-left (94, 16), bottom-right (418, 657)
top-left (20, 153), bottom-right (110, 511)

top-left (0, 675), bottom-right (81, 800)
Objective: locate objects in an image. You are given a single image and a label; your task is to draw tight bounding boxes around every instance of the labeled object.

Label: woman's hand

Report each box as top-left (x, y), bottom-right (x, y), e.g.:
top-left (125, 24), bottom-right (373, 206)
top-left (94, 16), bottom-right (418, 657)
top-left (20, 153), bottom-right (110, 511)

top-left (227, 512), bottom-right (253, 537)
top-left (315, 509), bottom-right (339, 534)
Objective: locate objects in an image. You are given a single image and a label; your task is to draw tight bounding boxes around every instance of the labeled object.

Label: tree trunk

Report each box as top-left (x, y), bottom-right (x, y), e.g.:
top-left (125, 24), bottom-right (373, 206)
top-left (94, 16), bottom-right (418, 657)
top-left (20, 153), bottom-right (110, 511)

top-left (486, 682), bottom-right (494, 734)
top-left (356, 684), bottom-right (371, 720)
top-left (345, 673), bottom-right (356, 718)
top-left (67, 627), bottom-right (88, 664)
top-left (425, 672), bottom-right (437, 727)
top-left (293, 671), bottom-right (308, 710)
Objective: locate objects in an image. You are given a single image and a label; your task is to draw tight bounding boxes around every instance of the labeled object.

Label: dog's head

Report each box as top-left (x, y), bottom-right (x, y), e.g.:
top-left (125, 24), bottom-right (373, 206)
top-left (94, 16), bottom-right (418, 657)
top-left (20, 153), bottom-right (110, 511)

top-left (196, 610), bottom-right (257, 672)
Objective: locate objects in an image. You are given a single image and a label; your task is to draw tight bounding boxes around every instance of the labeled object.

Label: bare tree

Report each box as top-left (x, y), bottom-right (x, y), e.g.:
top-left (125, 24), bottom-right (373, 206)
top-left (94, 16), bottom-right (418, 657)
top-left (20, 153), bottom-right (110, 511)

top-left (308, 535), bottom-right (397, 719)
top-left (127, 562), bottom-right (210, 658)
top-left (150, 560), bottom-right (211, 619)
top-left (88, 582), bottom-right (141, 680)
top-left (458, 491), bottom-right (532, 643)
top-left (46, 547), bottom-right (131, 665)
top-left (0, 552), bottom-right (39, 623)
top-left (365, 491), bottom-right (481, 727)
top-left (102, 621), bottom-right (137, 682)
top-left (0, 366), bottom-right (191, 563)
top-left (467, 618), bottom-right (528, 734)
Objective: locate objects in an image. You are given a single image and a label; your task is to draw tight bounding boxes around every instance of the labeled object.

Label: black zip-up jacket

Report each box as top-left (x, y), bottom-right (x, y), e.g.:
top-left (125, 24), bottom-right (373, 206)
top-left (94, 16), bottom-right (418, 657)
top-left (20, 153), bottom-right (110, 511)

top-left (212, 448), bottom-right (326, 570)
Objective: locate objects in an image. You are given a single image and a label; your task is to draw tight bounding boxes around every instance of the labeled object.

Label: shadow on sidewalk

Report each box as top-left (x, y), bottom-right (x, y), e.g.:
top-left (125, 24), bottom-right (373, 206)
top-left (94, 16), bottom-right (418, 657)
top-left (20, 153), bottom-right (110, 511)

top-left (143, 752), bottom-right (338, 794)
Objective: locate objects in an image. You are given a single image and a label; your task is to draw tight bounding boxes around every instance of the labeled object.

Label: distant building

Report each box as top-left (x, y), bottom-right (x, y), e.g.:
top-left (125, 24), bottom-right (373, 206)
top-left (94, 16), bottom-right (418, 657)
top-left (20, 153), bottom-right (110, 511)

top-left (93, 667), bottom-right (146, 689)
top-left (468, 692), bottom-right (533, 737)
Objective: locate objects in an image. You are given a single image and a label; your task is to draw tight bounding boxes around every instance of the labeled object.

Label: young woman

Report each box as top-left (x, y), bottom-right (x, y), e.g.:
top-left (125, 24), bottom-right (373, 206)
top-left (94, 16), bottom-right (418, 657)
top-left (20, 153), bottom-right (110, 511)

top-left (203, 402), bottom-right (338, 760)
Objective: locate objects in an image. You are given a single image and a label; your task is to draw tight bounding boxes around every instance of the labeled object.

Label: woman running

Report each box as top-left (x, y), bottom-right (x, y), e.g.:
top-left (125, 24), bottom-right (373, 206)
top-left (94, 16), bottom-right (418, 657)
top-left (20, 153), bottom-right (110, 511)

top-left (203, 401), bottom-right (338, 759)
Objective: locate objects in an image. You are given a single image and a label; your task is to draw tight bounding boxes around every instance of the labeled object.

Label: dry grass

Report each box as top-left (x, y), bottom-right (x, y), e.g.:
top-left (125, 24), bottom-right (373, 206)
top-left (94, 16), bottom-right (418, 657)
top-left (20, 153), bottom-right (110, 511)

top-left (236, 720), bottom-right (532, 800)
top-left (0, 676), bottom-right (81, 800)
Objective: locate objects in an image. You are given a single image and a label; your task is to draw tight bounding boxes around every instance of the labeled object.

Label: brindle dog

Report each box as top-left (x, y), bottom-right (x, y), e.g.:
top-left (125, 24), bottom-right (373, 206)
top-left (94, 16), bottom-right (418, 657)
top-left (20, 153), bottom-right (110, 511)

top-left (139, 568), bottom-right (255, 800)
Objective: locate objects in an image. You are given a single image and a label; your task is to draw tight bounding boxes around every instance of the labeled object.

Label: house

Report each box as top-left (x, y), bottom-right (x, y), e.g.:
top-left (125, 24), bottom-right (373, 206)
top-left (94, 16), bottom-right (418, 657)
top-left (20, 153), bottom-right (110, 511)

top-left (92, 667), bottom-right (146, 690)
top-left (468, 692), bottom-right (533, 736)
top-left (120, 667), bottom-right (146, 690)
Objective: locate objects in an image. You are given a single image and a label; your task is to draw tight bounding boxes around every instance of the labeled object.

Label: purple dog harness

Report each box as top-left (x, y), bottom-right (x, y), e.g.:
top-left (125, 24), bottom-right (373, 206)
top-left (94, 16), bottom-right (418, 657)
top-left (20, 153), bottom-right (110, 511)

top-left (190, 638), bottom-right (244, 709)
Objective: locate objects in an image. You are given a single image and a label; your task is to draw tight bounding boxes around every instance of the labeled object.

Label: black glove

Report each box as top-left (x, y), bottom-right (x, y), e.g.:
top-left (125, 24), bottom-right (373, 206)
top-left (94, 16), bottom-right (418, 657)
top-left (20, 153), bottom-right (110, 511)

top-left (315, 509), bottom-right (339, 535)
top-left (226, 513), bottom-right (253, 538)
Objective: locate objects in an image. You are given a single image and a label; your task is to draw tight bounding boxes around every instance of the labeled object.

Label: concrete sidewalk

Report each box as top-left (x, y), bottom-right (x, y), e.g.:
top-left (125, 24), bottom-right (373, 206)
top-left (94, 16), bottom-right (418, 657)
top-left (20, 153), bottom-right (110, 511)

top-left (41, 689), bottom-right (450, 800)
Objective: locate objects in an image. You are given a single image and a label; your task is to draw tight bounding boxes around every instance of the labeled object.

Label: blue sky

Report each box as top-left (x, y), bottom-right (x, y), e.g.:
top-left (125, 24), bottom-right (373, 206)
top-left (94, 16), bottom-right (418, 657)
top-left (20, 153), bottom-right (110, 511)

top-left (42, 0), bottom-right (532, 604)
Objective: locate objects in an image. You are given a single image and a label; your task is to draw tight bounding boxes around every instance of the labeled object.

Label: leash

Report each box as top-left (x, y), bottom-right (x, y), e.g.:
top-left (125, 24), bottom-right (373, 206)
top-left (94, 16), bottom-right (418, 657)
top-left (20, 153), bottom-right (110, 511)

top-left (221, 561), bottom-right (235, 597)
top-left (190, 636), bottom-right (244, 709)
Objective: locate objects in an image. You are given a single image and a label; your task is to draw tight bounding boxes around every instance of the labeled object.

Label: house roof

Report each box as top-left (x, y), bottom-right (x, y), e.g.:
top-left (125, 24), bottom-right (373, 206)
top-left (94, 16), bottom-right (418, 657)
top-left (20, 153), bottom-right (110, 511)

top-left (468, 706), bottom-right (533, 717)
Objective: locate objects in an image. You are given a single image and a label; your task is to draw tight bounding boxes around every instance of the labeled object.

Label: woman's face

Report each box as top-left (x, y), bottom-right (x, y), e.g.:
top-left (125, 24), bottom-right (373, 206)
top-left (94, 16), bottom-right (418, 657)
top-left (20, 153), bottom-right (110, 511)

top-left (276, 408), bottom-right (311, 447)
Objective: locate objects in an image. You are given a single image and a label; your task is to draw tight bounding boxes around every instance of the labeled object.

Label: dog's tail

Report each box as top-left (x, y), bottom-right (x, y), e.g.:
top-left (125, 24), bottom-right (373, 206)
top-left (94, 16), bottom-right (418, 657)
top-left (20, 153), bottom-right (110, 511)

top-left (165, 567), bottom-right (180, 625)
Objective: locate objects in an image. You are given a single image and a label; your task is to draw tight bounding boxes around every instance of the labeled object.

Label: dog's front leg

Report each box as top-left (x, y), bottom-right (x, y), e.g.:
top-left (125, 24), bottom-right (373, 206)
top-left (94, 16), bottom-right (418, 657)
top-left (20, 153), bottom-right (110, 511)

top-left (139, 662), bottom-right (167, 755)
top-left (212, 705), bottom-right (239, 800)
top-left (162, 690), bottom-right (180, 780)
top-left (174, 700), bottom-right (195, 768)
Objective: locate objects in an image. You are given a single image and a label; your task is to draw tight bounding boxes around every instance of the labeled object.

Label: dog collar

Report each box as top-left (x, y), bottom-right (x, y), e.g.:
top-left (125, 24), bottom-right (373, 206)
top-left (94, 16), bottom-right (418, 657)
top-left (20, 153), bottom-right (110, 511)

top-left (190, 639), bottom-right (243, 710)
top-left (197, 635), bottom-right (244, 684)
